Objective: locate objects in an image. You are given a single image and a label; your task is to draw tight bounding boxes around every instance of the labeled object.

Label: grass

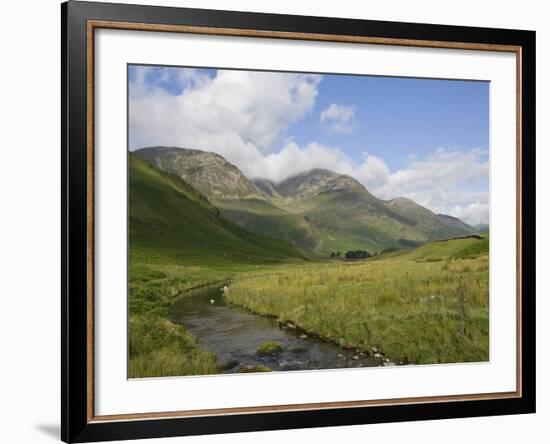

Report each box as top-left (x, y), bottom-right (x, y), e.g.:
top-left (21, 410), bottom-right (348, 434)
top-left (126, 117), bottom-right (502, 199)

top-left (129, 155), bottom-right (308, 265)
top-left (225, 236), bottom-right (489, 365)
top-left (129, 315), bottom-right (218, 377)
top-left (215, 198), bottom-right (320, 252)
top-left (407, 235), bottom-right (489, 262)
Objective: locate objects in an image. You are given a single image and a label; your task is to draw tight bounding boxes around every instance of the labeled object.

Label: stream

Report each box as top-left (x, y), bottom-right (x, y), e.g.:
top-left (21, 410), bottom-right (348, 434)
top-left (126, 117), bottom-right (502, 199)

top-left (169, 284), bottom-right (387, 373)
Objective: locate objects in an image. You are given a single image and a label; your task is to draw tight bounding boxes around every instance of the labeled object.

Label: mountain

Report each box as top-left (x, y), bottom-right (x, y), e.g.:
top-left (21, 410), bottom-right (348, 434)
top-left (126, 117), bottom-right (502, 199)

top-left (277, 168), bottom-right (367, 198)
top-left (271, 169), bottom-right (477, 252)
top-left (386, 197), bottom-right (478, 240)
top-left (129, 154), bottom-right (307, 264)
top-left (134, 147), bottom-right (263, 199)
top-left (134, 147), bottom-right (320, 251)
top-left (133, 147), bottom-right (477, 254)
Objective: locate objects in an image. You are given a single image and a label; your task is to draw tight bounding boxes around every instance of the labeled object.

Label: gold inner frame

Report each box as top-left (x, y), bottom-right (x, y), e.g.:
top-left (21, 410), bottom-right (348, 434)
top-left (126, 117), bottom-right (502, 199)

top-left (85, 19), bottom-right (523, 423)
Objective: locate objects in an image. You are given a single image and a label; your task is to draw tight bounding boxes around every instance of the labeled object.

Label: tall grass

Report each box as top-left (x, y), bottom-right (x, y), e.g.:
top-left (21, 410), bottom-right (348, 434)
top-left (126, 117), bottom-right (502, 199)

top-left (129, 315), bottom-right (218, 377)
top-left (226, 254), bottom-right (489, 365)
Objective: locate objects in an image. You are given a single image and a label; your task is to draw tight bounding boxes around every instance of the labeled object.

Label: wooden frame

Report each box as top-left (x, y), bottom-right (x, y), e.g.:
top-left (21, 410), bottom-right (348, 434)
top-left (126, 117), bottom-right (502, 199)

top-left (62, 1), bottom-right (536, 442)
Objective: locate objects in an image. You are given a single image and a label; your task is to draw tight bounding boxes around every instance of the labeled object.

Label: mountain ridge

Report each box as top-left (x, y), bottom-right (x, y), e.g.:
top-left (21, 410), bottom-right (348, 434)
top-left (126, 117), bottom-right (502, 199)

top-left (133, 146), bottom-right (478, 254)
top-left (135, 146), bottom-right (264, 199)
top-left (129, 154), bottom-right (308, 263)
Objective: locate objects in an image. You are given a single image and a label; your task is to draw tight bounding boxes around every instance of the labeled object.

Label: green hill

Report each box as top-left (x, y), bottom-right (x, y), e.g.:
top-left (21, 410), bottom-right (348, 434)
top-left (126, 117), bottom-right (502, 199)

top-left (275, 169), bottom-right (477, 254)
top-left (406, 235), bottom-right (489, 262)
top-left (214, 198), bottom-right (320, 252)
top-left (129, 155), bottom-right (307, 265)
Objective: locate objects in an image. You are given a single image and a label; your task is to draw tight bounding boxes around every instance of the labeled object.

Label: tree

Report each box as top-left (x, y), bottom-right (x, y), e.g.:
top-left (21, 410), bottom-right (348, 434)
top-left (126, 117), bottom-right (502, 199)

top-left (345, 249), bottom-right (371, 260)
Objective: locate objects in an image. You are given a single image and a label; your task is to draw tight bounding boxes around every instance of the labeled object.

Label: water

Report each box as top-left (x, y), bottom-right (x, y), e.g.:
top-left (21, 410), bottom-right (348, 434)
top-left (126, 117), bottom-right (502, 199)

top-left (169, 284), bottom-right (386, 373)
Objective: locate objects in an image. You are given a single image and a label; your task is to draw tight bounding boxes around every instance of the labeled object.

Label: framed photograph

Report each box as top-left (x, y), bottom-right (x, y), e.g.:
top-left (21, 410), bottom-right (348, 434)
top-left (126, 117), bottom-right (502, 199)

top-left (61, 1), bottom-right (536, 442)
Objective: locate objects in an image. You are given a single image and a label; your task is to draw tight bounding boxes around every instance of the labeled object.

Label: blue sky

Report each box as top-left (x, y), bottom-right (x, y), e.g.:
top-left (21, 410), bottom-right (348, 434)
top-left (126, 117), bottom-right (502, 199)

top-left (286, 75), bottom-right (488, 171)
top-left (129, 65), bottom-right (489, 225)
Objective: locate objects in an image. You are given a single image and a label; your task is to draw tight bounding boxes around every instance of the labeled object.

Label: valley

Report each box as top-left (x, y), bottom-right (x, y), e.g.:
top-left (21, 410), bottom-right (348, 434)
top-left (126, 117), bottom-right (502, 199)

top-left (128, 148), bottom-right (489, 378)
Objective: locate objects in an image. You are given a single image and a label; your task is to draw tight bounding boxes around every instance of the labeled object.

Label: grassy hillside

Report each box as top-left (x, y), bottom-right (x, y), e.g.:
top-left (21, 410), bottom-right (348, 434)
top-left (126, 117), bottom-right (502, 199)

top-left (225, 236), bottom-right (489, 365)
top-left (134, 147), bottom-right (322, 255)
top-left (407, 235), bottom-right (489, 262)
top-left (273, 170), bottom-right (477, 255)
top-left (282, 187), bottom-right (427, 253)
top-left (386, 197), bottom-right (477, 240)
top-left (215, 198), bottom-right (320, 252)
top-left (129, 155), bottom-right (307, 265)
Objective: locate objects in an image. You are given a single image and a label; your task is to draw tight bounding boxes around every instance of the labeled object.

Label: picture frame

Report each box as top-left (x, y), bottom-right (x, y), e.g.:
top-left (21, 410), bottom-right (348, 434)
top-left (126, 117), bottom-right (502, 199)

top-left (61, 1), bottom-right (536, 442)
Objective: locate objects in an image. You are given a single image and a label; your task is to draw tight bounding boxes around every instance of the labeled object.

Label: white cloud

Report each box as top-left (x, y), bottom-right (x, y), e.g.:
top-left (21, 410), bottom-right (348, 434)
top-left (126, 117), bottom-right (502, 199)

top-left (352, 148), bottom-right (489, 225)
top-left (130, 67), bottom-right (321, 153)
top-left (320, 103), bottom-right (356, 133)
top-left (448, 202), bottom-right (489, 227)
top-left (355, 152), bottom-right (391, 189)
top-left (258, 142), bottom-right (354, 181)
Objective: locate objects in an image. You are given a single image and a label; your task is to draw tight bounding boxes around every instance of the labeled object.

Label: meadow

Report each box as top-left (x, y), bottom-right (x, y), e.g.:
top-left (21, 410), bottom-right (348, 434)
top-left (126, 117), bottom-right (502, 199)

top-left (129, 235), bottom-right (489, 377)
top-left (225, 237), bottom-right (489, 365)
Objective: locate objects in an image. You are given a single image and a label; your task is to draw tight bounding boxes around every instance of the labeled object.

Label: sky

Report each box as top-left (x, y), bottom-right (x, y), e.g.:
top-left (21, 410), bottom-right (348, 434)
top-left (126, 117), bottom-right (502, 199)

top-left (128, 65), bottom-right (489, 226)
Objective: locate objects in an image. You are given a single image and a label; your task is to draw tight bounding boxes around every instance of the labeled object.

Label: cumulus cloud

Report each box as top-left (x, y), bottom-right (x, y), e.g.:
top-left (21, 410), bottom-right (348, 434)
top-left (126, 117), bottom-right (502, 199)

top-left (130, 66), bottom-right (321, 153)
top-left (355, 153), bottom-right (391, 189)
top-left (448, 202), bottom-right (489, 227)
top-left (257, 142), bottom-right (354, 181)
top-left (129, 66), bottom-right (488, 226)
top-left (320, 103), bottom-right (356, 133)
top-left (351, 148), bottom-right (489, 225)
top-left (362, 148), bottom-right (489, 205)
